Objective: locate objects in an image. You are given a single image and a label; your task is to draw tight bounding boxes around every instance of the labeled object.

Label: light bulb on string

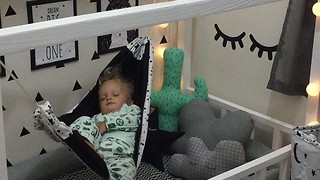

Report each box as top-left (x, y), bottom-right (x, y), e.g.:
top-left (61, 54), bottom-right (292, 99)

top-left (306, 83), bottom-right (320, 97)
top-left (157, 46), bottom-right (166, 59)
top-left (313, 1), bottom-right (320, 16)
top-left (159, 23), bottom-right (169, 29)
top-left (308, 120), bottom-right (319, 126)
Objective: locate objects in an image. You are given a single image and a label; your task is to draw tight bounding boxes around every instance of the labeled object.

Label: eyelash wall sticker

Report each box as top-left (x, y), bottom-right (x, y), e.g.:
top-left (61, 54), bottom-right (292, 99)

top-left (214, 24), bottom-right (246, 50)
top-left (249, 34), bottom-right (278, 60)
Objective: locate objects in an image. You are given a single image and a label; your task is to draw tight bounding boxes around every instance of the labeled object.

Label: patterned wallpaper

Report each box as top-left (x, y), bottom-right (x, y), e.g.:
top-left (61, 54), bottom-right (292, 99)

top-left (0, 0), bottom-right (123, 166)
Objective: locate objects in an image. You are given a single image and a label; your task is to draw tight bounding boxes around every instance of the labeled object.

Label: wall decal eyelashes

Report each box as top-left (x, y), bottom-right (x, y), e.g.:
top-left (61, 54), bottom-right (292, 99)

top-left (214, 24), bottom-right (278, 60)
top-left (214, 24), bottom-right (245, 50)
top-left (249, 34), bottom-right (277, 60)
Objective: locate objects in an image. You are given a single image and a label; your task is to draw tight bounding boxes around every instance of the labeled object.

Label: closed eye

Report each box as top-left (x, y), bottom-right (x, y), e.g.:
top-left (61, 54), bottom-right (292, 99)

top-left (214, 24), bottom-right (246, 50)
top-left (112, 93), bottom-right (119, 97)
top-left (249, 34), bottom-right (277, 60)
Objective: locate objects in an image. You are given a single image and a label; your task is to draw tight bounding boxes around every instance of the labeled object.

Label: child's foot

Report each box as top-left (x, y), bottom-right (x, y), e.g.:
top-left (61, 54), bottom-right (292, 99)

top-left (34, 101), bottom-right (73, 141)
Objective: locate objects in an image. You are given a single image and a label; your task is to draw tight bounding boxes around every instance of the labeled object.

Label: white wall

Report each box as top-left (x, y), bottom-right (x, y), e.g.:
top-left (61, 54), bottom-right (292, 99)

top-left (191, 0), bottom-right (307, 126)
top-left (0, 0), bottom-right (308, 168)
top-left (0, 0), bottom-right (174, 166)
top-left (0, 0), bottom-right (119, 165)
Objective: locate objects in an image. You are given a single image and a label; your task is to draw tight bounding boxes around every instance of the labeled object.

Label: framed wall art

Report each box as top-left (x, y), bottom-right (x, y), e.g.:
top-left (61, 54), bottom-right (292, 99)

top-left (27, 0), bottom-right (79, 70)
top-left (0, 11), bottom-right (5, 77)
top-left (96, 0), bottom-right (139, 55)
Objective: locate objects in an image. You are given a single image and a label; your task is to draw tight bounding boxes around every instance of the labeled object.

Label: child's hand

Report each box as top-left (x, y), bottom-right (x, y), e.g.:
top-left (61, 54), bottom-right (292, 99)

top-left (98, 122), bottom-right (107, 135)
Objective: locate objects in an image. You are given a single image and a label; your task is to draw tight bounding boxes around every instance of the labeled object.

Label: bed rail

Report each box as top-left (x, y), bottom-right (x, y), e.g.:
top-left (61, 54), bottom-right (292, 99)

top-left (210, 145), bottom-right (291, 180)
top-left (0, 0), bottom-right (283, 56)
top-left (187, 87), bottom-right (293, 179)
top-left (207, 93), bottom-right (294, 147)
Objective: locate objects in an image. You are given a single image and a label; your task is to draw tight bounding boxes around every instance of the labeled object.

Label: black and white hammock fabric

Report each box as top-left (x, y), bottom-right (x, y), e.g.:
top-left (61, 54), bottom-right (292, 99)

top-left (291, 124), bottom-right (320, 180)
top-left (33, 36), bottom-right (153, 179)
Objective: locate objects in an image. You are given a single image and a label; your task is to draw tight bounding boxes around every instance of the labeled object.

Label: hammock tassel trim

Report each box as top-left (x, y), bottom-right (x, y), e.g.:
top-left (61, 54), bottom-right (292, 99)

top-left (34, 101), bottom-right (72, 141)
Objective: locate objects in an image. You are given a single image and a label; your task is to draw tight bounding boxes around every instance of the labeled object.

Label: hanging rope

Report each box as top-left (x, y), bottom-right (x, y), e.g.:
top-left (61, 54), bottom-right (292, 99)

top-left (0, 60), bottom-right (38, 105)
top-left (0, 59), bottom-right (72, 142)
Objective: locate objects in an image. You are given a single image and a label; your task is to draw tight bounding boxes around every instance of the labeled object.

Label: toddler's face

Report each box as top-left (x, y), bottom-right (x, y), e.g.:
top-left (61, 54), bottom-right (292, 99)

top-left (99, 79), bottom-right (132, 114)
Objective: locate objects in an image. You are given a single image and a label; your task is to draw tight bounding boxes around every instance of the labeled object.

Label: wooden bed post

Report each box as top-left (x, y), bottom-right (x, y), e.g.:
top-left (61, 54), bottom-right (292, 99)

top-left (178, 19), bottom-right (193, 90)
top-left (0, 81), bottom-right (8, 180)
top-left (306, 16), bottom-right (320, 125)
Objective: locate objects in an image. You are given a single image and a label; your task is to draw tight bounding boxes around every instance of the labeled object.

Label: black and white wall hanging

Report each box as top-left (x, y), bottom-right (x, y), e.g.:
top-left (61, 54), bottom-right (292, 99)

top-left (27, 0), bottom-right (79, 71)
top-left (96, 0), bottom-right (138, 55)
top-left (214, 24), bottom-right (278, 60)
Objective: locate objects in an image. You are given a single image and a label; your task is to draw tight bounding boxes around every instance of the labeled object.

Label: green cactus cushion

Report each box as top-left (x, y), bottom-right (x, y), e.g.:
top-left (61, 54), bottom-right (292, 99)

top-left (151, 47), bottom-right (208, 132)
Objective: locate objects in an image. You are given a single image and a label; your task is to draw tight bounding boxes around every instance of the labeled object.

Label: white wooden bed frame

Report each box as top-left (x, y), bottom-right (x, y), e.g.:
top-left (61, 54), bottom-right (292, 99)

top-left (200, 89), bottom-right (294, 180)
top-left (0, 0), bottom-right (299, 179)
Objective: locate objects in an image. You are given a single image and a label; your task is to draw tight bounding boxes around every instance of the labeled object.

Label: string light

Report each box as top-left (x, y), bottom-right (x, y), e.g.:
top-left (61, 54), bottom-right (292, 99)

top-left (306, 83), bottom-right (320, 96)
top-left (158, 23), bottom-right (169, 29)
top-left (156, 46), bottom-right (166, 59)
top-left (308, 120), bottom-right (319, 126)
top-left (313, 1), bottom-right (320, 16)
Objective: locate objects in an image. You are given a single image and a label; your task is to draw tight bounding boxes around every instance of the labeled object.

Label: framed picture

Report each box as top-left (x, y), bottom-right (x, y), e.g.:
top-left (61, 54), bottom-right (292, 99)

top-left (27, 0), bottom-right (79, 70)
top-left (96, 0), bottom-right (139, 55)
top-left (0, 11), bottom-right (5, 77)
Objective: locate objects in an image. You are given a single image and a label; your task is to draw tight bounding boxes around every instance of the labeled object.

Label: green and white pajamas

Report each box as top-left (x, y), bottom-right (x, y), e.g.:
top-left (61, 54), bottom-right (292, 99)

top-left (70, 104), bottom-right (141, 180)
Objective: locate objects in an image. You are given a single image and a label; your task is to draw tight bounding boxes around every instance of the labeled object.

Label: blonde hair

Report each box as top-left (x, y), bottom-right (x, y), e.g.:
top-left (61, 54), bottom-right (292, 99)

top-left (99, 67), bottom-right (134, 99)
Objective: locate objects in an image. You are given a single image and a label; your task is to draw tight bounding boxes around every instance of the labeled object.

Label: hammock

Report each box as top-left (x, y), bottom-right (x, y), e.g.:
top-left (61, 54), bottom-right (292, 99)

top-left (33, 36), bottom-right (153, 179)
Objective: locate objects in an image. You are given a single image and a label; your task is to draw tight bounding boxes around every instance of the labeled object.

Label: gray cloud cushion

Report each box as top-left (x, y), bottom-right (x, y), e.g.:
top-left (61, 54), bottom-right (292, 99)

top-left (170, 99), bottom-right (254, 154)
top-left (168, 137), bottom-right (245, 179)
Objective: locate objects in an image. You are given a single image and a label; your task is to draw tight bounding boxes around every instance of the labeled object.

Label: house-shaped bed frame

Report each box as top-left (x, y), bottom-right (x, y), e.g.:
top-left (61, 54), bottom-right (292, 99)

top-left (2, 0), bottom-right (318, 179)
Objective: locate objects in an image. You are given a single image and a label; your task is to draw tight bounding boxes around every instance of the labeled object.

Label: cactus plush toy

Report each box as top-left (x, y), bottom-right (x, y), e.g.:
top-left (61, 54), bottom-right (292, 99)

top-left (151, 47), bottom-right (208, 132)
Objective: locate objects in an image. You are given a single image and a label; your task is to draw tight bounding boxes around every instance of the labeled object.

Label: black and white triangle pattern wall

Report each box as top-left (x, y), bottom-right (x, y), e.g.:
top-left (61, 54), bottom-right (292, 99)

top-left (8, 70), bottom-right (18, 81)
top-left (20, 127), bottom-right (30, 137)
top-left (39, 148), bottom-right (47, 155)
top-left (56, 63), bottom-right (66, 69)
top-left (7, 159), bottom-right (12, 167)
top-left (73, 81), bottom-right (82, 91)
top-left (1, 64), bottom-right (97, 166)
top-left (0, 0), bottom-right (133, 169)
top-left (5, 5), bottom-right (16, 17)
top-left (91, 51), bottom-right (100, 61)
top-left (35, 92), bottom-right (44, 102)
